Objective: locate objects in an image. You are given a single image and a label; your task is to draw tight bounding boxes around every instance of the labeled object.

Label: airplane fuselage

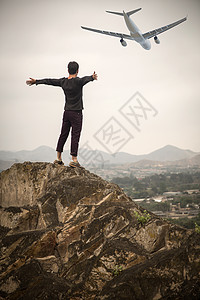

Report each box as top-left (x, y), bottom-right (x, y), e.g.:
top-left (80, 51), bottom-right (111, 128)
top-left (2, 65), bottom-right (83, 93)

top-left (123, 11), bottom-right (151, 50)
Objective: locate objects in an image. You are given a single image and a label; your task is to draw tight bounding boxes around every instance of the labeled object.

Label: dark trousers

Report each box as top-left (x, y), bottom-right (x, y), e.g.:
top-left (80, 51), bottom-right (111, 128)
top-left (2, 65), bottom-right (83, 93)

top-left (56, 110), bottom-right (83, 157)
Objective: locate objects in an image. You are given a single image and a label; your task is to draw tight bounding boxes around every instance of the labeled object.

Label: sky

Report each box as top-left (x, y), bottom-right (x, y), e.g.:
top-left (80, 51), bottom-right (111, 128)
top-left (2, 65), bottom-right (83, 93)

top-left (0, 0), bottom-right (200, 156)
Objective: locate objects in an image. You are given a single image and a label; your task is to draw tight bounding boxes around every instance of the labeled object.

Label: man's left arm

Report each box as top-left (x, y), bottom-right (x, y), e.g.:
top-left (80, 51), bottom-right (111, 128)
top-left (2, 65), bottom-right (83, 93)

top-left (81, 71), bottom-right (98, 86)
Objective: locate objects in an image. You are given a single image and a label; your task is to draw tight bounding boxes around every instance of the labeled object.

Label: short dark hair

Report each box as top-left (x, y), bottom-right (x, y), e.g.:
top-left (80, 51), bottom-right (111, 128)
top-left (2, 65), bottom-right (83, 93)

top-left (68, 61), bottom-right (79, 75)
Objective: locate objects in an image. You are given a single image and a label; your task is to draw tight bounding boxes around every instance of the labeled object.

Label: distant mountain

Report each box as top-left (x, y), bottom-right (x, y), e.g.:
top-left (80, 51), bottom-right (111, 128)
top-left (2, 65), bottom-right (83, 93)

top-left (99, 151), bottom-right (139, 165)
top-left (89, 145), bottom-right (198, 165)
top-left (0, 145), bottom-right (199, 171)
top-left (0, 146), bottom-right (70, 163)
top-left (145, 145), bottom-right (197, 161)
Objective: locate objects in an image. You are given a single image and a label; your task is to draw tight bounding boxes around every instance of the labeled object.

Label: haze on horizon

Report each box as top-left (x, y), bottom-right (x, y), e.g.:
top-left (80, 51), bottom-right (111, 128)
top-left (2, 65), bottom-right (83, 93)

top-left (0, 0), bottom-right (200, 155)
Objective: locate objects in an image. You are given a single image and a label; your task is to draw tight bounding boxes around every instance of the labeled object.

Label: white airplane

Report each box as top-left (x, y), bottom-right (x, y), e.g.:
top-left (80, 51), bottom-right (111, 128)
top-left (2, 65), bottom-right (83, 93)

top-left (81, 8), bottom-right (187, 50)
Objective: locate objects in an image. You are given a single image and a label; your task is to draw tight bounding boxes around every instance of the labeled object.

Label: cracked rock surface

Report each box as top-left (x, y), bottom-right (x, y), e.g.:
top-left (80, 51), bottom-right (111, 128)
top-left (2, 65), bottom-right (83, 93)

top-left (0, 162), bottom-right (200, 299)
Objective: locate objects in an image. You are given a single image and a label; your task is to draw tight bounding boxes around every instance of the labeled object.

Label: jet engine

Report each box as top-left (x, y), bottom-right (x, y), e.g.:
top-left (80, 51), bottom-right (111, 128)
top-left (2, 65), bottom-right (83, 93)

top-left (154, 36), bottom-right (160, 44)
top-left (120, 38), bottom-right (127, 47)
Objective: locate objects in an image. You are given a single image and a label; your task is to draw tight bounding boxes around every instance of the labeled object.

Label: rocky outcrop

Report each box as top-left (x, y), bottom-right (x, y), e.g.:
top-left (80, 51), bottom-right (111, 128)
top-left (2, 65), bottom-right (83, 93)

top-left (0, 162), bottom-right (199, 299)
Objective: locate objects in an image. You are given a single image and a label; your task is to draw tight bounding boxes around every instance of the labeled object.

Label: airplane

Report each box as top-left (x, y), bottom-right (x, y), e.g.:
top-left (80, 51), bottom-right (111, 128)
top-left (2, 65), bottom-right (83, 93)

top-left (81, 8), bottom-right (187, 50)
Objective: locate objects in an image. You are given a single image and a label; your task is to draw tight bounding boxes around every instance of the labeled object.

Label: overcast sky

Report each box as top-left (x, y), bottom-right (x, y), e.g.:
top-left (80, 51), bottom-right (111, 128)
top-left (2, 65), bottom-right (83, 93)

top-left (0, 0), bottom-right (200, 155)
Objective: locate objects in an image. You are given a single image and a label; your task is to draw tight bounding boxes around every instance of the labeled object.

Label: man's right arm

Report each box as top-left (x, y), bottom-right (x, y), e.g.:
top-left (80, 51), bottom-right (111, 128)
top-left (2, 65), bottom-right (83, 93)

top-left (26, 77), bottom-right (64, 87)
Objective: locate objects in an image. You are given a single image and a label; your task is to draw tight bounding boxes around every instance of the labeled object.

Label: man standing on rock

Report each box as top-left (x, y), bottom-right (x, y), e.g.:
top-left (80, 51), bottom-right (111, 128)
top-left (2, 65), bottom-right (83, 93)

top-left (26, 61), bottom-right (97, 167)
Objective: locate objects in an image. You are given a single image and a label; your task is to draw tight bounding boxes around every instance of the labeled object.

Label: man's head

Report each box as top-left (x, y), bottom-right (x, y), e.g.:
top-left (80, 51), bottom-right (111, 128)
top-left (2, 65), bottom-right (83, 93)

top-left (68, 61), bottom-right (79, 75)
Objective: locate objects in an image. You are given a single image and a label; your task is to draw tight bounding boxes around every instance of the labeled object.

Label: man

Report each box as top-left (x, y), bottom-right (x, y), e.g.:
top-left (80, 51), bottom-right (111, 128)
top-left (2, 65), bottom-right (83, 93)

top-left (26, 61), bottom-right (97, 167)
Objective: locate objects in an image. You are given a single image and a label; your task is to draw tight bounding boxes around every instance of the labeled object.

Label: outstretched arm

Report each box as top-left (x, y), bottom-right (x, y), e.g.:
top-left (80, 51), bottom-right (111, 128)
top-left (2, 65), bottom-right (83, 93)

top-left (26, 77), bottom-right (64, 87)
top-left (92, 71), bottom-right (98, 80)
top-left (80, 71), bottom-right (98, 87)
top-left (26, 78), bottom-right (36, 86)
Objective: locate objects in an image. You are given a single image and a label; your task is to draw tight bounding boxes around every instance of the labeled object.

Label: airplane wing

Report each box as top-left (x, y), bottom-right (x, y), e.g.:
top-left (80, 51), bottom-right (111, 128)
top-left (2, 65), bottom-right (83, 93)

top-left (143, 16), bottom-right (187, 40)
top-left (81, 26), bottom-right (133, 40)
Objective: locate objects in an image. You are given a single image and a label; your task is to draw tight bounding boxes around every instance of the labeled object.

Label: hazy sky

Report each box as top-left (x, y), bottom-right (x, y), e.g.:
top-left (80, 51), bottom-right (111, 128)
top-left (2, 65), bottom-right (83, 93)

top-left (0, 0), bottom-right (200, 155)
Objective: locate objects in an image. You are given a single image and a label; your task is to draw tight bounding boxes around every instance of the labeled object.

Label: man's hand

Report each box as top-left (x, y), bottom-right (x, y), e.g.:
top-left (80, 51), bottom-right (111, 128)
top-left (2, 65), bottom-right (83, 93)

top-left (92, 71), bottom-right (98, 80)
top-left (26, 77), bottom-right (36, 86)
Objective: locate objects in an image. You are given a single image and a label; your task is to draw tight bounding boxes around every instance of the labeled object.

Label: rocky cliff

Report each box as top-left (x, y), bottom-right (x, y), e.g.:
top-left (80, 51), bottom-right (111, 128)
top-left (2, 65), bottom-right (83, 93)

top-left (0, 162), bottom-right (199, 300)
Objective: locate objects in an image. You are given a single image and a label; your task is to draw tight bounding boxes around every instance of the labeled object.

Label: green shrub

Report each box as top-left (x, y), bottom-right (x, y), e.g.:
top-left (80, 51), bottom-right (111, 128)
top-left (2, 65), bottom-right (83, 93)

top-left (195, 222), bottom-right (200, 233)
top-left (134, 210), bottom-right (151, 225)
top-left (112, 265), bottom-right (123, 276)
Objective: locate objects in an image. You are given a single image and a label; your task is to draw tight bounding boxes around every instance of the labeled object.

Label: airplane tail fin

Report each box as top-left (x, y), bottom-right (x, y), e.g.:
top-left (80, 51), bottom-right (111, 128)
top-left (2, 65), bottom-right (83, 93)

top-left (127, 8), bottom-right (142, 17)
top-left (106, 10), bottom-right (123, 16)
top-left (106, 8), bottom-right (142, 17)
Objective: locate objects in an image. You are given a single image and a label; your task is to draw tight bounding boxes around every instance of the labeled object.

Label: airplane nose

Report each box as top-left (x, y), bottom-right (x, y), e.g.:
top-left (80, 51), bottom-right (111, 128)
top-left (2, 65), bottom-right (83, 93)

top-left (143, 40), bottom-right (151, 50)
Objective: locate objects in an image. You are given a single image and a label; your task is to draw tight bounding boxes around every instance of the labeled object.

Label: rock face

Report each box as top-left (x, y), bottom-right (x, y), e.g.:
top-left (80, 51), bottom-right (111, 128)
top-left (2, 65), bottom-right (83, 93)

top-left (0, 162), bottom-right (199, 300)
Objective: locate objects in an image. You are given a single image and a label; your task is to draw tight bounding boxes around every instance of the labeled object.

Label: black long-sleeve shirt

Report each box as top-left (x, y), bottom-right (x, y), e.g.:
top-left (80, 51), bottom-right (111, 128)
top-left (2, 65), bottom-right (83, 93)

top-left (36, 75), bottom-right (94, 110)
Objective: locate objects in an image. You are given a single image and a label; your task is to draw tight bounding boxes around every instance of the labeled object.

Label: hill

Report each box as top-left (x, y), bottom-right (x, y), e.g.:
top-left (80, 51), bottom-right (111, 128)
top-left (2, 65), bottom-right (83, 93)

top-left (146, 144), bottom-right (197, 161)
top-left (124, 154), bottom-right (200, 169)
top-left (0, 145), bottom-right (199, 171)
top-left (173, 153), bottom-right (200, 167)
top-left (0, 162), bottom-right (199, 299)
top-left (0, 145), bottom-right (63, 162)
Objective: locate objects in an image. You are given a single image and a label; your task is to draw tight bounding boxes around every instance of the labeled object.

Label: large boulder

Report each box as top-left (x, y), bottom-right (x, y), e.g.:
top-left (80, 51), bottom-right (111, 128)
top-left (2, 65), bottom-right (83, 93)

top-left (0, 162), bottom-right (199, 299)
